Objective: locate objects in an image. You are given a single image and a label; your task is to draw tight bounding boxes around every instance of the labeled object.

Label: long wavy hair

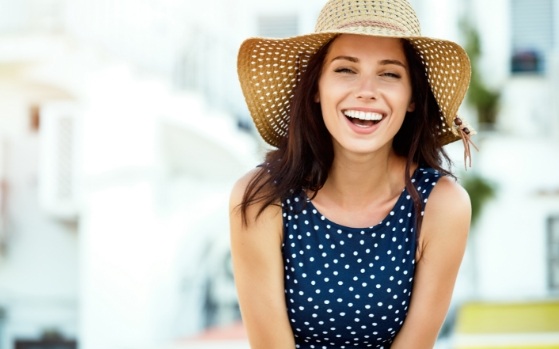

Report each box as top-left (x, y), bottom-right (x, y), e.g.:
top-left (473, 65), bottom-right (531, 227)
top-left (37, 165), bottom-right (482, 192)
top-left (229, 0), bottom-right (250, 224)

top-left (240, 36), bottom-right (453, 232)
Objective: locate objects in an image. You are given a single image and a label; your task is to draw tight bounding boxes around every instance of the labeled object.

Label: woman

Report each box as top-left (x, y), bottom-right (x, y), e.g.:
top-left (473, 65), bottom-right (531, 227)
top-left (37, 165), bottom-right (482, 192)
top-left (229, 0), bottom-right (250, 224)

top-left (230, 0), bottom-right (475, 348)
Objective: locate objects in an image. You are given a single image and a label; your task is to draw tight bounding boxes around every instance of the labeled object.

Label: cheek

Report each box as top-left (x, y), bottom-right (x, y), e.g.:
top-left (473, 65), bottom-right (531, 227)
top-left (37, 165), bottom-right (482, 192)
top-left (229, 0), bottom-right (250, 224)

top-left (317, 78), bottom-right (343, 107)
top-left (319, 97), bottom-right (339, 134)
top-left (318, 87), bottom-right (339, 119)
top-left (394, 86), bottom-right (414, 112)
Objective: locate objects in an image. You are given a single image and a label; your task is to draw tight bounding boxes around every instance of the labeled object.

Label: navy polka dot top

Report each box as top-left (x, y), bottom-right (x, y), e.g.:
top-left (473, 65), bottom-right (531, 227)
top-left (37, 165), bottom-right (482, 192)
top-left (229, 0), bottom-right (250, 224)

top-left (281, 167), bottom-right (441, 349)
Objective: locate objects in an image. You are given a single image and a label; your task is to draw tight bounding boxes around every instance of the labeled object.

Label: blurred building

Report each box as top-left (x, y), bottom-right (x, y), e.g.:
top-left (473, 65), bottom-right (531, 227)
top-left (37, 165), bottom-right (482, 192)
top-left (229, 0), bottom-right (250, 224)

top-left (0, 0), bottom-right (558, 349)
top-left (457, 0), bottom-right (559, 299)
top-left (0, 0), bottom-right (260, 348)
top-left (440, 0), bottom-right (559, 348)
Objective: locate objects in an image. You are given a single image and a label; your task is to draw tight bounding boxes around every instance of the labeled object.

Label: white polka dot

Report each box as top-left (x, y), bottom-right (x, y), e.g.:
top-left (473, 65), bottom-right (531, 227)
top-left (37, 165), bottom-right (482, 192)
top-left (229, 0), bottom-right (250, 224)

top-left (280, 169), bottom-right (440, 346)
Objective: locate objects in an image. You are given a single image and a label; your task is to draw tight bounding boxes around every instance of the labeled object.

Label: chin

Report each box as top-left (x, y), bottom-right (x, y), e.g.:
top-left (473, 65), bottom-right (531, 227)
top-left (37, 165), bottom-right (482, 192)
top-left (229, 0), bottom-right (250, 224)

top-left (335, 139), bottom-right (392, 156)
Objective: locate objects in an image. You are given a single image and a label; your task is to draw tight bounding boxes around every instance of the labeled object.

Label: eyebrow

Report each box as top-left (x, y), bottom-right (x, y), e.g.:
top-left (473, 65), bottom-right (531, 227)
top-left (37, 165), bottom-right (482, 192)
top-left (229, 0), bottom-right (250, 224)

top-left (330, 56), bottom-right (407, 68)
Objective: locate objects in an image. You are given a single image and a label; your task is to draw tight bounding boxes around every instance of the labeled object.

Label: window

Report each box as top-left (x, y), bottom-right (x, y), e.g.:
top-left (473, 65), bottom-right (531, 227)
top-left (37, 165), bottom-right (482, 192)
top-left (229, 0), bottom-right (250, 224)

top-left (548, 215), bottom-right (559, 292)
top-left (510, 0), bottom-right (554, 73)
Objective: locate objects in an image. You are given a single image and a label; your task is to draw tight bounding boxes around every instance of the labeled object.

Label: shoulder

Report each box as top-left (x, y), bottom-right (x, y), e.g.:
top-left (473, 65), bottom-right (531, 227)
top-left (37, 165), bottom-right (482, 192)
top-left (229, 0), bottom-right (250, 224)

top-left (229, 167), bottom-right (283, 231)
top-left (412, 166), bottom-right (468, 211)
top-left (418, 174), bottom-right (471, 258)
top-left (229, 167), bottom-right (261, 209)
top-left (229, 168), bottom-right (285, 279)
top-left (426, 175), bottom-right (471, 217)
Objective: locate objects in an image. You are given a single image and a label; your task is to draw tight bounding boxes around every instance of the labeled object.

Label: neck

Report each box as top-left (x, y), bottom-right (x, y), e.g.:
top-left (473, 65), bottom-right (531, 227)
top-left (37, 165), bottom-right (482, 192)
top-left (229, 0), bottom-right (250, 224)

top-left (315, 148), bottom-right (407, 209)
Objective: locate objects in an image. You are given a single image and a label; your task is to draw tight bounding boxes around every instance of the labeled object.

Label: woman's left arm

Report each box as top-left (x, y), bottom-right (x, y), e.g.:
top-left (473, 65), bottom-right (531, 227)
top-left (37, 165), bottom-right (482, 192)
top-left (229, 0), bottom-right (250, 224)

top-left (391, 176), bottom-right (471, 349)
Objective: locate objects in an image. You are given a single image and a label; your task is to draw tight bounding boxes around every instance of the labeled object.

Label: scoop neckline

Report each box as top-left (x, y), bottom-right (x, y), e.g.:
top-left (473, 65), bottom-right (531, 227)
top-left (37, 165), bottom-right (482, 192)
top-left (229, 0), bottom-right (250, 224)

top-left (303, 188), bottom-right (409, 232)
top-left (302, 167), bottom-right (422, 232)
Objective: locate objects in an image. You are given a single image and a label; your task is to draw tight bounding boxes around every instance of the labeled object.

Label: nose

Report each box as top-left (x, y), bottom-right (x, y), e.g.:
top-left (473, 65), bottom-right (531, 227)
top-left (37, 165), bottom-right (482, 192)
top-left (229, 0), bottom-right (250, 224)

top-left (356, 77), bottom-right (378, 100)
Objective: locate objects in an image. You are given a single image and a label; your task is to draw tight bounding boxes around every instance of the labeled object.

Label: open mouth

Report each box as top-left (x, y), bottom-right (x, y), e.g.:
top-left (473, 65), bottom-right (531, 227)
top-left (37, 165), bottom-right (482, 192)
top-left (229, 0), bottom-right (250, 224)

top-left (343, 110), bottom-right (384, 127)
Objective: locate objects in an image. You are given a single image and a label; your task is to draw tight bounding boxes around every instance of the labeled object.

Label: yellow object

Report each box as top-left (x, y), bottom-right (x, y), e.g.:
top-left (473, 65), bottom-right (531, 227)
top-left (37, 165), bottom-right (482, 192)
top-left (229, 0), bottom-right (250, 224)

top-left (452, 300), bottom-right (559, 349)
top-left (456, 301), bottom-right (559, 333)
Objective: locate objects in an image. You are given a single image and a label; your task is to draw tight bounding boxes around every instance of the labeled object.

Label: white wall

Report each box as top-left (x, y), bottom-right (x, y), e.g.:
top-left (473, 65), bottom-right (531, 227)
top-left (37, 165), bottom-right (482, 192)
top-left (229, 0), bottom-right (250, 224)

top-left (497, 76), bottom-right (554, 137)
top-left (76, 59), bottom-right (258, 349)
top-left (413, 0), bottom-right (462, 41)
top-left (470, 0), bottom-right (511, 88)
top-left (472, 137), bottom-right (559, 299)
top-left (462, 0), bottom-right (559, 300)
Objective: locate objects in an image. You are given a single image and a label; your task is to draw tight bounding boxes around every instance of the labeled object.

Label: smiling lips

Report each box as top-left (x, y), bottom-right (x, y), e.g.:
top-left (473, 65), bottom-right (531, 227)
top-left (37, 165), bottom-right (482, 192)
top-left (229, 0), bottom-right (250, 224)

top-left (343, 110), bottom-right (384, 128)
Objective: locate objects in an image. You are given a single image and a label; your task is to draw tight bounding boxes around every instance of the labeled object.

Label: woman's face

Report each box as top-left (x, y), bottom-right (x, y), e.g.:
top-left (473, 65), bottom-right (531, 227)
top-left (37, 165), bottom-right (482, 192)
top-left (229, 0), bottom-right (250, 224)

top-left (317, 34), bottom-right (415, 156)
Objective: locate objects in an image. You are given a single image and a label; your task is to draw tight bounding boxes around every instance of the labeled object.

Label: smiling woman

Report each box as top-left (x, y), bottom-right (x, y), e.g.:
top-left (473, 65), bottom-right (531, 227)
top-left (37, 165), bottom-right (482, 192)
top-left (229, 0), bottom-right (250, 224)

top-left (230, 0), bottom-right (474, 348)
top-left (317, 35), bottom-right (414, 155)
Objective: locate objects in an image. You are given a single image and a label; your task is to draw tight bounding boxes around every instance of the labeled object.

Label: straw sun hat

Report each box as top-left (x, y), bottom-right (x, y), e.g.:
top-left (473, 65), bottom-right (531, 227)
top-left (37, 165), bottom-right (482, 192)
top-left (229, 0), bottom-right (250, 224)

top-left (237, 0), bottom-right (475, 154)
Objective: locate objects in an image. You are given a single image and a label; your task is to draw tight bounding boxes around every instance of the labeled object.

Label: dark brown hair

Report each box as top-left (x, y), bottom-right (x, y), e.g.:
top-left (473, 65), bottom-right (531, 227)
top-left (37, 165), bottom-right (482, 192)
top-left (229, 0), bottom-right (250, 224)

top-left (239, 37), bottom-right (453, 232)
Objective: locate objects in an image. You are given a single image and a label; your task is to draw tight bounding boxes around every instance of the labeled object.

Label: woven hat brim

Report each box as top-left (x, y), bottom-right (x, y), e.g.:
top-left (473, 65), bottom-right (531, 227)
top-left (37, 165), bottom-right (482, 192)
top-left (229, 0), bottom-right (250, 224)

top-left (237, 30), bottom-right (471, 148)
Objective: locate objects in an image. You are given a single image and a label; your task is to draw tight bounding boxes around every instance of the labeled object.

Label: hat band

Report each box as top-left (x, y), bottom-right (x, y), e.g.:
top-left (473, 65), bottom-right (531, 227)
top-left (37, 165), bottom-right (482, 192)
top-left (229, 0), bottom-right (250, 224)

top-left (336, 20), bottom-right (408, 34)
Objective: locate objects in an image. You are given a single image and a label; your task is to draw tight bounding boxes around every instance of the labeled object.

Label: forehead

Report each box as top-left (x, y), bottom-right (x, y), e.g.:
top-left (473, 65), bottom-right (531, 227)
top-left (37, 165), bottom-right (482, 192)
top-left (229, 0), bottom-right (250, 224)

top-left (326, 34), bottom-right (406, 59)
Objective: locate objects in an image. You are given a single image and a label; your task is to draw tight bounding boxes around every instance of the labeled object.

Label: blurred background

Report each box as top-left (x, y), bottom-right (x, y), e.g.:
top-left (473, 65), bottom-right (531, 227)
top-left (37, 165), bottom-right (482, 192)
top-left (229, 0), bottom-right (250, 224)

top-left (0, 0), bottom-right (557, 348)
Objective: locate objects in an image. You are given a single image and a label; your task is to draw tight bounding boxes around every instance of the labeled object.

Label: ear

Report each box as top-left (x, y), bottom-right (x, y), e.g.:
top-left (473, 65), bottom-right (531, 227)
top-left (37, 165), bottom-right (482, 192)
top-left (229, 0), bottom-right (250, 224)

top-left (314, 91), bottom-right (320, 103)
top-left (407, 101), bottom-right (415, 112)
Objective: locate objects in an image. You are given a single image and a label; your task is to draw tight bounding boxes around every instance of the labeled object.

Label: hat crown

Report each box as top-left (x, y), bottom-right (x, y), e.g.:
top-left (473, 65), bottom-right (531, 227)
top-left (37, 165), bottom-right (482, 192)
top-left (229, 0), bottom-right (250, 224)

top-left (315, 0), bottom-right (421, 37)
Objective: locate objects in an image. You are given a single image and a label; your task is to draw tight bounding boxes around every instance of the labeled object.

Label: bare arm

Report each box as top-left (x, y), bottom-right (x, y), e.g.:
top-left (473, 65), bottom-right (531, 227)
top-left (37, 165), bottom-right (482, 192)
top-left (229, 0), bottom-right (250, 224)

top-left (229, 170), bottom-right (296, 349)
top-left (391, 176), bottom-right (471, 349)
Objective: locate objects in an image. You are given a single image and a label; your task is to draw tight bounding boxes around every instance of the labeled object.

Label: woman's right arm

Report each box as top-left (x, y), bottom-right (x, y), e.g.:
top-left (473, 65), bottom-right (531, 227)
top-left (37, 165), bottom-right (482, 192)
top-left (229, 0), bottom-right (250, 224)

top-left (229, 170), bottom-right (296, 349)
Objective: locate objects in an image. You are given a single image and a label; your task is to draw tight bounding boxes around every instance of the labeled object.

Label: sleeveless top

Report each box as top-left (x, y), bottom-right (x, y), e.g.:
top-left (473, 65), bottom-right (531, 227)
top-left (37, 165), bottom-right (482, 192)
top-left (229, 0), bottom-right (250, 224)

top-left (281, 167), bottom-right (441, 349)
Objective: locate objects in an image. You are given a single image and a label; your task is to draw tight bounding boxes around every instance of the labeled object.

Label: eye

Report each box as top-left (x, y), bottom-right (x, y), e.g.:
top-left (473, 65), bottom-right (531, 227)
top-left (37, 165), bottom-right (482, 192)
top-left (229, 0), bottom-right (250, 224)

top-left (381, 72), bottom-right (401, 79)
top-left (334, 67), bottom-right (355, 74)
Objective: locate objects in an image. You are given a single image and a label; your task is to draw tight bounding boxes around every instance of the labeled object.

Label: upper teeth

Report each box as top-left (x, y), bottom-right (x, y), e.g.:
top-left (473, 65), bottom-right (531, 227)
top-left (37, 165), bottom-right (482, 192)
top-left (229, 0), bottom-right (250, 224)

top-left (344, 110), bottom-right (383, 121)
